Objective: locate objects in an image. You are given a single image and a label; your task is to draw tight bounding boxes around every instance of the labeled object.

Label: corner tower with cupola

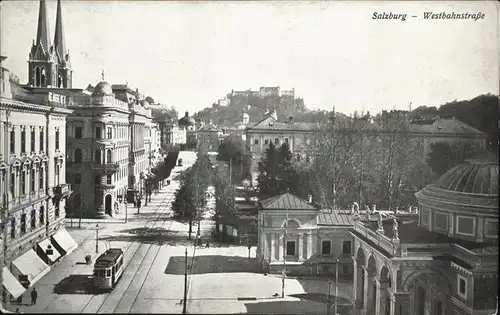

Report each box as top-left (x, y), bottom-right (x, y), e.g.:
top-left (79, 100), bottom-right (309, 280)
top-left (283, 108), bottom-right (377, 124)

top-left (27, 0), bottom-right (72, 88)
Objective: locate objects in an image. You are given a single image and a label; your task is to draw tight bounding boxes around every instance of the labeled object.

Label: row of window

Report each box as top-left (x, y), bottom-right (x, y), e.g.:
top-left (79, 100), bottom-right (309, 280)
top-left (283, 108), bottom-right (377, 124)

top-left (1, 166), bottom-right (52, 198)
top-left (8, 128), bottom-right (50, 154)
top-left (254, 137), bottom-right (290, 146)
top-left (9, 205), bottom-right (58, 239)
top-left (283, 239), bottom-right (352, 256)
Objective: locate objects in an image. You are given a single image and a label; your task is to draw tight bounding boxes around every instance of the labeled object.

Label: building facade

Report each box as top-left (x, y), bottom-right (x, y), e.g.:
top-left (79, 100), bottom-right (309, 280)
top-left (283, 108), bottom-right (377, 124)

top-left (349, 154), bottom-right (498, 315)
top-left (66, 81), bottom-right (131, 218)
top-left (256, 193), bottom-right (355, 278)
top-left (1, 22), bottom-right (76, 306)
top-left (244, 110), bottom-right (487, 180)
top-left (196, 120), bottom-right (223, 151)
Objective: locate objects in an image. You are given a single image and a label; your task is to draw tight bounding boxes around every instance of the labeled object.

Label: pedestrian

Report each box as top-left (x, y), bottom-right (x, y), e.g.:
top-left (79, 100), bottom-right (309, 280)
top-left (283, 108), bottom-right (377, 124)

top-left (206, 240), bottom-right (210, 248)
top-left (15, 308), bottom-right (20, 313)
top-left (30, 288), bottom-right (37, 305)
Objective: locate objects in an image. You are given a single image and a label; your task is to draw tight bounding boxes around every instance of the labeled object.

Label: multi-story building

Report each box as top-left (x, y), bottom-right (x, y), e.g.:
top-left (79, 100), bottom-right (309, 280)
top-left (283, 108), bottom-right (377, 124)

top-left (178, 111), bottom-right (197, 148)
top-left (66, 80), bottom-right (131, 218)
top-left (196, 119), bottom-right (223, 151)
top-left (161, 122), bottom-right (187, 147)
top-left (244, 110), bottom-right (487, 179)
top-left (1, 49), bottom-right (76, 310)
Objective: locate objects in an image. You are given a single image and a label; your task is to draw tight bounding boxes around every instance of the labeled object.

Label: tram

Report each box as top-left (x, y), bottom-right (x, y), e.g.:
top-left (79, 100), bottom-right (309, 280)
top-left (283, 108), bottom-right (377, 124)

top-left (92, 248), bottom-right (124, 290)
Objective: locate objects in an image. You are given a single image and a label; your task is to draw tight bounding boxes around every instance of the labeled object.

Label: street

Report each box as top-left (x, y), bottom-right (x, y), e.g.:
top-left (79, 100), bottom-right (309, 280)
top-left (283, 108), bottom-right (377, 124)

top-left (7, 151), bottom-right (353, 314)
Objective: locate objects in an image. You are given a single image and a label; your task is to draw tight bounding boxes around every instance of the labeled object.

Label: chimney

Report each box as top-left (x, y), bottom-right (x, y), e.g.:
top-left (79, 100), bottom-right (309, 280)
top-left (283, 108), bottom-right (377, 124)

top-left (308, 195), bottom-right (312, 203)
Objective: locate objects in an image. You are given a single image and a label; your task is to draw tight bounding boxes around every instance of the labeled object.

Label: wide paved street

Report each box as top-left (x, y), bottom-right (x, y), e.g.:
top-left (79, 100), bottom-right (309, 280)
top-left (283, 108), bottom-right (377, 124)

top-left (7, 151), bottom-right (353, 314)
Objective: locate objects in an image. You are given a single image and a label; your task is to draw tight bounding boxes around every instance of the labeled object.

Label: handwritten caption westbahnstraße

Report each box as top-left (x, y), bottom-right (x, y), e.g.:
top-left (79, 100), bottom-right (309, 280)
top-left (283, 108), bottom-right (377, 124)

top-left (372, 12), bottom-right (486, 22)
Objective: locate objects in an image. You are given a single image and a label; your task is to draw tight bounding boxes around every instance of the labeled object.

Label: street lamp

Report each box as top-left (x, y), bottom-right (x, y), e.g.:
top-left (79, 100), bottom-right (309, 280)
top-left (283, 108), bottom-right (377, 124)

top-left (95, 224), bottom-right (100, 253)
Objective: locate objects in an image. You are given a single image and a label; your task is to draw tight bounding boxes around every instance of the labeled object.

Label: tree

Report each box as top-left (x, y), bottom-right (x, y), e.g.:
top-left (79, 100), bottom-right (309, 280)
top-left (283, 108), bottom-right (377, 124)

top-left (171, 178), bottom-right (196, 239)
top-left (426, 142), bottom-right (484, 176)
top-left (217, 134), bottom-right (245, 162)
top-left (212, 164), bottom-right (237, 234)
top-left (256, 142), bottom-right (302, 199)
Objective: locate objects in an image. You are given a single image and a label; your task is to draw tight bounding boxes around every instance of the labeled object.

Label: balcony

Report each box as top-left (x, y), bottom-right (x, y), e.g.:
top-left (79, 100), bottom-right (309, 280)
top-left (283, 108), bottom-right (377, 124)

top-left (91, 162), bottom-right (120, 173)
top-left (352, 220), bottom-right (400, 256)
top-left (53, 183), bottom-right (72, 198)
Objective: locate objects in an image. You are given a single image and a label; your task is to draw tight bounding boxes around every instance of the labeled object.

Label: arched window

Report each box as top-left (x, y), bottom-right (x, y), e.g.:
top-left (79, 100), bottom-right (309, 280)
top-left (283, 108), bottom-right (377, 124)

top-left (106, 149), bottom-right (112, 164)
top-left (74, 149), bottom-right (82, 163)
top-left (41, 68), bottom-right (46, 87)
top-left (95, 149), bottom-right (101, 164)
top-left (35, 67), bottom-right (41, 86)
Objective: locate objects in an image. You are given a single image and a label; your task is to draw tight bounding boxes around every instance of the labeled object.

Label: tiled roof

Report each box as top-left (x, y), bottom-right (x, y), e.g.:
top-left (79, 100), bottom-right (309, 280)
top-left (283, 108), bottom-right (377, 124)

top-left (198, 123), bottom-right (220, 132)
top-left (259, 193), bottom-right (318, 210)
top-left (409, 118), bottom-right (485, 135)
top-left (317, 211), bottom-right (354, 226)
top-left (246, 116), bottom-right (484, 136)
top-left (247, 121), bottom-right (320, 131)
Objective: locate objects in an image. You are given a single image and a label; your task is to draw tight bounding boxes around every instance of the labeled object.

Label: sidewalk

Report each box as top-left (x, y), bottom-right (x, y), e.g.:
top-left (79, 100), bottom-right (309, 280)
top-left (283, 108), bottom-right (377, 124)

top-left (8, 178), bottom-right (184, 314)
top-left (65, 180), bottom-right (182, 230)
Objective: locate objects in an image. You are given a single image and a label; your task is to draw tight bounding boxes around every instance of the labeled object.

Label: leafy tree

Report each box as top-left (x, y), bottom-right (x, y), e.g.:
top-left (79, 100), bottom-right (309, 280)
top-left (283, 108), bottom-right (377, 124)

top-left (212, 164), bottom-right (237, 233)
top-left (426, 142), bottom-right (484, 176)
top-left (217, 134), bottom-right (245, 162)
top-left (171, 177), bottom-right (196, 239)
top-left (256, 142), bottom-right (302, 199)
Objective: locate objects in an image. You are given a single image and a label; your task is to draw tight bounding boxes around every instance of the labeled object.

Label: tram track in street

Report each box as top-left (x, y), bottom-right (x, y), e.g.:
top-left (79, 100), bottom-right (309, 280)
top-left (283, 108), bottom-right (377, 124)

top-left (78, 189), bottom-right (177, 313)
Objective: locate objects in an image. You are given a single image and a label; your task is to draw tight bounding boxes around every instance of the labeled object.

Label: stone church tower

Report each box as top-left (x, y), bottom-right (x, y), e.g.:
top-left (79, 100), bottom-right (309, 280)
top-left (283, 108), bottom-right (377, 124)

top-left (27, 0), bottom-right (72, 88)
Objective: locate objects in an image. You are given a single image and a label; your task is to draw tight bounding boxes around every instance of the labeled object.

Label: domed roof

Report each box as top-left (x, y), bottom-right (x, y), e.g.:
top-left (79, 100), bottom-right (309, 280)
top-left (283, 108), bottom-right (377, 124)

top-left (178, 111), bottom-right (195, 126)
top-left (92, 81), bottom-right (113, 96)
top-left (434, 153), bottom-right (498, 195)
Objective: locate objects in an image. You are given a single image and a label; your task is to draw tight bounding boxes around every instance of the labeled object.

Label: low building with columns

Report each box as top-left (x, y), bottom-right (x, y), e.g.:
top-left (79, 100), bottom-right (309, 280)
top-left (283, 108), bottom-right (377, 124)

top-left (350, 153), bottom-right (498, 315)
top-left (256, 193), bottom-right (355, 278)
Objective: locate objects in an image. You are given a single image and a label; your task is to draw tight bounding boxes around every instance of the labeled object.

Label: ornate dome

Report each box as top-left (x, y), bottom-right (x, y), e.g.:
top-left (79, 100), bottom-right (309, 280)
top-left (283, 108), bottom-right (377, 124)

top-left (434, 157), bottom-right (498, 195)
top-left (92, 81), bottom-right (113, 96)
top-left (178, 111), bottom-right (195, 127)
top-left (415, 152), bottom-right (498, 243)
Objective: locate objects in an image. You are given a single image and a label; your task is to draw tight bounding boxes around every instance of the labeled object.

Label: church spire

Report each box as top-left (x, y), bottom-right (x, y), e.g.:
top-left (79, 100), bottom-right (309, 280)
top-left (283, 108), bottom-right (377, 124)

top-left (54, 0), bottom-right (67, 62)
top-left (36, 0), bottom-right (51, 53)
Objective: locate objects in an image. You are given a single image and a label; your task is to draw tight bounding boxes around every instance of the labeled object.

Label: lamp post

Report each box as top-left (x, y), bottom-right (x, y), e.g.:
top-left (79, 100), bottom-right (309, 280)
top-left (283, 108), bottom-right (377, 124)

top-left (327, 279), bottom-right (332, 315)
top-left (95, 224), bottom-right (100, 253)
top-left (334, 258), bottom-right (339, 315)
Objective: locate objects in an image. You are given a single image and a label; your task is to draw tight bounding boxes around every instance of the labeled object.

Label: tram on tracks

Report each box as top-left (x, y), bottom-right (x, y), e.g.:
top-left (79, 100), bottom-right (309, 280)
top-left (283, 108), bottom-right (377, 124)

top-left (92, 248), bottom-right (124, 290)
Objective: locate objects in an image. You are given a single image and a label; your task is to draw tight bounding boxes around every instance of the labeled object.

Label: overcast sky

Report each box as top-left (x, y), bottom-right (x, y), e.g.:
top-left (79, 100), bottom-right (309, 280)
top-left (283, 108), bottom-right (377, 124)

top-left (1, 1), bottom-right (498, 115)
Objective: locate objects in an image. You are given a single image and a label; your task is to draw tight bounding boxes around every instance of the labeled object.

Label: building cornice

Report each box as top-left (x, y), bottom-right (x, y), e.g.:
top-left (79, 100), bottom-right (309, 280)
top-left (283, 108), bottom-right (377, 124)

top-left (1, 97), bottom-right (71, 115)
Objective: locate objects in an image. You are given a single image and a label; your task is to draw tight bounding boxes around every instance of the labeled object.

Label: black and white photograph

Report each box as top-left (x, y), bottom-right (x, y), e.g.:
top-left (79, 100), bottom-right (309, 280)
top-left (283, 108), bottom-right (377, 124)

top-left (0, 0), bottom-right (498, 314)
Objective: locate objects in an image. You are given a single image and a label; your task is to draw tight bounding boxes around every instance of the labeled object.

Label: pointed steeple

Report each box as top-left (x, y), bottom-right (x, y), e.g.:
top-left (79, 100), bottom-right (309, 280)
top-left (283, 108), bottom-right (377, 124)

top-left (54, 0), bottom-right (66, 62)
top-left (36, 0), bottom-right (51, 53)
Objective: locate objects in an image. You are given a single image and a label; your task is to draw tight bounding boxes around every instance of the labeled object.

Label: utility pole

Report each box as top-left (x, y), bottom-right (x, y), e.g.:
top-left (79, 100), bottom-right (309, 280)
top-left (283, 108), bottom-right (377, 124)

top-left (229, 157), bottom-right (232, 184)
top-left (334, 258), bottom-right (339, 315)
top-left (182, 247), bottom-right (188, 314)
top-left (327, 279), bottom-right (332, 315)
top-left (95, 224), bottom-right (99, 253)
